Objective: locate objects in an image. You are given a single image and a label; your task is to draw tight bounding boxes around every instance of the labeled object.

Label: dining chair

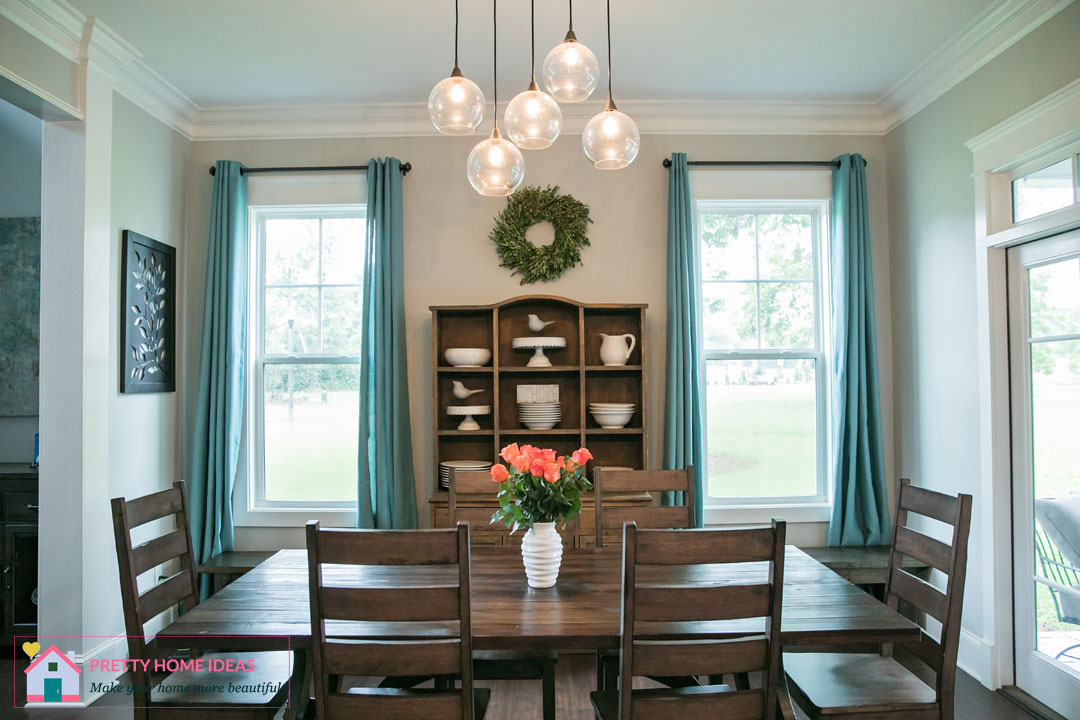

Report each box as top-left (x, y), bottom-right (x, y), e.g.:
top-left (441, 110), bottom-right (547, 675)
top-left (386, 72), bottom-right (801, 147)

top-left (590, 519), bottom-right (788, 720)
top-left (110, 481), bottom-right (291, 719)
top-left (781, 478), bottom-right (973, 720)
top-left (305, 520), bottom-right (490, 720)
top-left (593, 466), bottom-right (695, 690)
top-left (593, 466), bottom-right (695, 549)
top-left (449, 468), bottom-right (558, 720)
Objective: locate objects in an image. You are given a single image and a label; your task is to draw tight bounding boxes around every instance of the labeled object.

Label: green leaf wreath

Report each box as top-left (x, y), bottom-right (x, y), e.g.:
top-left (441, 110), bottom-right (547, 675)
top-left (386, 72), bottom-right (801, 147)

top-left (490, 185), bottom-right (592, 284)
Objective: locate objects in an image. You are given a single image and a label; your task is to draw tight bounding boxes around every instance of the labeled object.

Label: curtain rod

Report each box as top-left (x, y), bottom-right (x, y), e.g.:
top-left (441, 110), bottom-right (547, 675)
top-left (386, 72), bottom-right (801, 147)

top-left (661, 158), bottom-right (866, 169)
top-left (208, 162), bottom-right (412, 176)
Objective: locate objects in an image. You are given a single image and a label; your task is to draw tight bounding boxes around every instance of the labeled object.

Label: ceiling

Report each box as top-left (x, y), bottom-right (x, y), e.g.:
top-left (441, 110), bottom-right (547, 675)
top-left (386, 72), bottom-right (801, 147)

top-left (67, 0), bottom-right (996, 108)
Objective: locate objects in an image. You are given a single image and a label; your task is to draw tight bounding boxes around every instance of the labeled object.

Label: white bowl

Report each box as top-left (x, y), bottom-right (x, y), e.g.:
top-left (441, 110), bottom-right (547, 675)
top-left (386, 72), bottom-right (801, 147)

top-left (523, 419), bottom-right (559, 430)
top-left (590, 409), bottom-right (634, 428)
top-left (444, 348), bottom-right (491, 367)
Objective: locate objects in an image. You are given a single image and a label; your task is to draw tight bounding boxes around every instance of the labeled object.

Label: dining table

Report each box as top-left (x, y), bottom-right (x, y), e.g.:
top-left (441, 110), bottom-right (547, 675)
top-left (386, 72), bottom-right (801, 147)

top-left (157, 545), bottom-right (922, 717)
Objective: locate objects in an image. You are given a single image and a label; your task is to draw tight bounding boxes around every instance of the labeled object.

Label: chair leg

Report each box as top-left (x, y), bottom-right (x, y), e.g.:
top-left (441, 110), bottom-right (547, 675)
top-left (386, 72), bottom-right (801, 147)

top-left (604, 655), bottom-right (618, 692)
top-left (542, 661), bottom-right (556, 720)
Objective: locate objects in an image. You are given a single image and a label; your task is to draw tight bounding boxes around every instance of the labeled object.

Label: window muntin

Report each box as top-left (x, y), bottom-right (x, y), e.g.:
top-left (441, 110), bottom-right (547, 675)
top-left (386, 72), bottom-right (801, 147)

top-left (251, 206), bottom-right (365, 508)
top-left (697, 203), bottom-right (829, 506)
top-left (1012, 157), bottom-right (1078, 223)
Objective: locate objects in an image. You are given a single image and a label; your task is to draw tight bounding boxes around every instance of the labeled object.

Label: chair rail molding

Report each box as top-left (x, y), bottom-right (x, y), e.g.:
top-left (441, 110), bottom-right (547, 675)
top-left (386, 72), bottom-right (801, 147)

top-left (4, 0), bottom-right (1075, 141)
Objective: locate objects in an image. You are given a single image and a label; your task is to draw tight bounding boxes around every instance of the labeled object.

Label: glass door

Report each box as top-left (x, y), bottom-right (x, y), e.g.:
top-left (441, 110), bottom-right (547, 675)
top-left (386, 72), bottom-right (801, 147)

top-left (1008, 229), bottom-right (1080, 717)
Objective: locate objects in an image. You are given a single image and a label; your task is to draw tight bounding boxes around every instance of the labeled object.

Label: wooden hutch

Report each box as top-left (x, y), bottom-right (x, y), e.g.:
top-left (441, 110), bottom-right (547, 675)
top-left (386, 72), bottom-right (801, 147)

top-left (429, 295), bottom-right (650, 546)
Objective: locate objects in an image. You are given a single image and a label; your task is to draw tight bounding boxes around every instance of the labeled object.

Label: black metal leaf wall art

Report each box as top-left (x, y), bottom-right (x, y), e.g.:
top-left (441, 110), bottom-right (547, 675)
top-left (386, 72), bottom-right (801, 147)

top-left (121, 231), bottom-right (175, 393)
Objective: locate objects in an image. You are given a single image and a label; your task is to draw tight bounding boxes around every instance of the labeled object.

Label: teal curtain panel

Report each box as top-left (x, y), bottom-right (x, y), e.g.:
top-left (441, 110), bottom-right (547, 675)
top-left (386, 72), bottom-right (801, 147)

top-left (189, 160), bottom-right (247, 598)
top-left (827, 154), bottom-right (891, 545)
top-left (358, 157), bottom-right (418, 528)
top-left (662, 153), bottom-right (705, 527)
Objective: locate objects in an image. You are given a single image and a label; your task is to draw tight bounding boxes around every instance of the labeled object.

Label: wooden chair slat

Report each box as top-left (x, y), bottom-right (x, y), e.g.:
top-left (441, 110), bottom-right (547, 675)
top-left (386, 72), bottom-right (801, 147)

top-left (124, 487), bottom-right (184, 528)
top-left (139, 571), bottom-right (196, 623)
top-left (325, 689), bottom-right (464, 720)
top-left (314, 527), bottom-right (460, 566)
top-left (598, 469), bottom-right (689, 493)
top-left (889, 567), bottom-right (947, 622)
top-left (603, 506), bottom-right (690, 531)
top-left (632, 687), bottom-right (765, 720)
top-left (322, 639), bottom-right (462, 677)
top-left (899, 485), bottom-right (960, 526)
top-left (635, 583), bottom-right (772, 622)
top-left (633, 637), bottom-right (768, 677)
top-left (635, 528), bottom-right (774, 565)
top-left (452, 508), bottom-right (500, 530)
top-left (320, 585), bottom-right (461, 622)
top-left (132, 528), bottom-right (189, 576)
top-left (894, 526), bottom-right (953, 574)
top-left (901, 633), bottom-right (944, 673)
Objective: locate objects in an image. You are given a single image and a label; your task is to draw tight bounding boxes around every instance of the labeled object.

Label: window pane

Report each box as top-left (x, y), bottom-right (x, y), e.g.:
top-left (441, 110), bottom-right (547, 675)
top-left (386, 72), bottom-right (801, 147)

top-left (1029, 257), bottom-right (1080, 338)
top-left (759, 282), bottom-right (815, 349)
top-left (265, 218), bottom-right (319, 284)
top-left (322, 218), bottom-right (365, 284)
top-left (265, 288), bottom-right (318, 354)
top-left (1013, 159), bottom-right (1074, 223)
top-left (757, 213), bottom-right (813, 280)
top-left (263, 363), bottom-right (359, 502)
top-left (700, 213), bottom-right (755, 280)
top-left (321, 287), bottom-right (363, 353)
top-left (706, 359), bottom-right (817, 498)
top-left (703, 282), bottom-right (757, 349)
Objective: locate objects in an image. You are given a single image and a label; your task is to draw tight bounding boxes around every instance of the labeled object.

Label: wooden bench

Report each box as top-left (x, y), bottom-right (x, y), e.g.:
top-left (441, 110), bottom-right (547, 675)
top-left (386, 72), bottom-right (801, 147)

top-left (196, 551), bottom-right (275, 594)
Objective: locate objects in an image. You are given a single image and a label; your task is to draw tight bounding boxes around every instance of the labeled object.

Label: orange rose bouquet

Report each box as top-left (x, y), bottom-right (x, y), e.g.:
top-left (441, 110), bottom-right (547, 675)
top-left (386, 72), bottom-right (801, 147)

top-left (490, 444), bottom-right (593, 532)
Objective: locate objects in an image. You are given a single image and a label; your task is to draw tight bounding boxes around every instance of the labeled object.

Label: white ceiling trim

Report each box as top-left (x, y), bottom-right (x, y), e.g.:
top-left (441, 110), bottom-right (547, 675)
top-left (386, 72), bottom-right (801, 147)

top-left (877, 0), bottom-right (1074, 132)
top-left (7, 0), bottom-right (1073, 142)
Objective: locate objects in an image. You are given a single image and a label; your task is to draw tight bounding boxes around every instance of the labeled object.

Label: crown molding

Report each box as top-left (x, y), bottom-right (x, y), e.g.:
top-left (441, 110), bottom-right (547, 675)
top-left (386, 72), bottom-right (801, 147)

top-left (878, 0), bottom-right (1073, 132)
top-left (5, 0), bottom-right (1071, 143)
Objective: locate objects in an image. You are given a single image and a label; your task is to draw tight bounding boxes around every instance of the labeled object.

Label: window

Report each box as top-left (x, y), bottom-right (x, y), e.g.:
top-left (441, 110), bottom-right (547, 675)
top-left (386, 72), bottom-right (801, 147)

top-left (1012, 156), bottom-right (1078, 223)
top-left (249, 205), bottom-right (365, 509)
top-left (697, 201), bottom-right (829, 508)
top-left (48, 662), bottom-right (57, 672)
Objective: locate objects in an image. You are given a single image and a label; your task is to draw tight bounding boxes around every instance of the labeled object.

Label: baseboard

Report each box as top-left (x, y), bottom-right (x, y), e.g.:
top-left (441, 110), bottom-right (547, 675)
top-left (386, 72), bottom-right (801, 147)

top-left (957, 628), bottom-right (997, 688)
top-left (75, 634), bottom-right (129, 707)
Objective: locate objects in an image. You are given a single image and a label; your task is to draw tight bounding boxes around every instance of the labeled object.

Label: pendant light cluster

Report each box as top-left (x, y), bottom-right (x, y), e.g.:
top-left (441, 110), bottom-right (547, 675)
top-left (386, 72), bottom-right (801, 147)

top-left (428, 0), bottom-right (639, 196)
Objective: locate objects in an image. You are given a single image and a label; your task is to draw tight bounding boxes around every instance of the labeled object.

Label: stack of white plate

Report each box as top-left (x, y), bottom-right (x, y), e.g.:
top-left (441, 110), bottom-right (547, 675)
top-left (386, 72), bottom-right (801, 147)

top-left (518, 401), bottom-right (562, 430)
top-left (588, 402), bottom-right (636, 429)
top-left (439, 459), bottom-right (493, 489)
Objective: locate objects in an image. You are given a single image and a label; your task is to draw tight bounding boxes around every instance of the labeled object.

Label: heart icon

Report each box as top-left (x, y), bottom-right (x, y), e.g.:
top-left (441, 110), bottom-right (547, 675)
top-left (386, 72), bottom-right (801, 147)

top-left (22, 641), bottom-right (40, 659)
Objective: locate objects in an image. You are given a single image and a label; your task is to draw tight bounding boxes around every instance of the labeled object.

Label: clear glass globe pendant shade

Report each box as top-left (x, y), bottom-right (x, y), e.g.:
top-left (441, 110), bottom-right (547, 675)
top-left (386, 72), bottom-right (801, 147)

top-left (582, 104), bottom-right (640, 170)
top-left (504, 83), bottom-right (562, 150)
top-left (467, 128), bottom-right (526, 196)
top-left (428, 70), bottom-right (485, 135)
top-left (541, 33), bottom-right (599, 103)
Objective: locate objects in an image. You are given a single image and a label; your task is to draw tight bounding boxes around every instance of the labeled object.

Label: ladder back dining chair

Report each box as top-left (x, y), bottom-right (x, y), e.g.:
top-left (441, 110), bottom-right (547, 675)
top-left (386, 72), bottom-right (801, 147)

top-left (781, 477), bottom-right (973, 720)
top-left (593, 466), bottom-right (695, 549)
top-left (449, 468), bottom-right (558, 720)
top-left (305, 521), bottom-right (490, 720)
top-left (591, 519), bottom-right (788, 720)
top-left (110, 481), bottom-right (291, 720)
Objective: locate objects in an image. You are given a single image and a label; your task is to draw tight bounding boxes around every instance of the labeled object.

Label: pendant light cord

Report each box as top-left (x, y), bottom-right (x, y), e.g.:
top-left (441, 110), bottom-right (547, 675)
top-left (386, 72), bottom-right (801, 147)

top-left (530, 0), bottom-right (536, 83)
top-left (568, 0), bottom-right (574, 33)
top-left (454, 0), bottom-right (460, 69)
top-left (492, 0), bottom-right (498, 129)
top-left (606, 0), bottom-right (613, 102)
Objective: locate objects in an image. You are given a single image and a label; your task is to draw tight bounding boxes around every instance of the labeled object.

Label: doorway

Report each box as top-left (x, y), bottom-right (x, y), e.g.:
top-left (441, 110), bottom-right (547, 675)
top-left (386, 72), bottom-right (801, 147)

top-left (1007, 228), bottom-right (1080, 716)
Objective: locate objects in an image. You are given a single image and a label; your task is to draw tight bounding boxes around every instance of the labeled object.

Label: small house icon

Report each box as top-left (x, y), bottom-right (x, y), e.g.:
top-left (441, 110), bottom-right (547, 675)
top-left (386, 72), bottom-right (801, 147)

top-left (24, 645), bottom-right (80, 703)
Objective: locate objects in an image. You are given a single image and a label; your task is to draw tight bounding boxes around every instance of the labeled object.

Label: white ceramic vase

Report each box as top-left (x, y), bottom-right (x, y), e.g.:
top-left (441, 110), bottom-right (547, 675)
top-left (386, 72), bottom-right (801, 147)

top-left (521, 522), bottom-right (563, 588)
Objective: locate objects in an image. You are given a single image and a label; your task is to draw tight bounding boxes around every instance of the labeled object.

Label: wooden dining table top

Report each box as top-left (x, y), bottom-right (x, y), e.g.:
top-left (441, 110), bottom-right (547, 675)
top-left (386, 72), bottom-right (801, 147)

top-left (158, 546), bottom-right (921, 652)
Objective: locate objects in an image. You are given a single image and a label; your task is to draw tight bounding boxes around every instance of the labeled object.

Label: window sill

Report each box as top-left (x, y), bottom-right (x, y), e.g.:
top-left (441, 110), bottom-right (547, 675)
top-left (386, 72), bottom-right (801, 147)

top-left (704, 503), bottom-right (831, 525)
top-left (233, 506), bottom-right (357, 528)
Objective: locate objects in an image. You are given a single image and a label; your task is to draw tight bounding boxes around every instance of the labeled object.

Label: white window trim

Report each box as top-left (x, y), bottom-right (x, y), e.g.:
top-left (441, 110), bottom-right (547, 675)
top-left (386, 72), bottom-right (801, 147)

top-left (234, 203), bottom-right (365, 528)
top-left (694, 198), bottom-right (832, 522)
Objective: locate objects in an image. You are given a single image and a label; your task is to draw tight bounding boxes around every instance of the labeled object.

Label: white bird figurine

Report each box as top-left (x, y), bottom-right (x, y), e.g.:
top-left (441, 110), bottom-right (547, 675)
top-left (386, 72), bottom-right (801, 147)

top-left (451, 381), bottom-right (484, 400)
top-left (528, 314), bottom-right (556, 333)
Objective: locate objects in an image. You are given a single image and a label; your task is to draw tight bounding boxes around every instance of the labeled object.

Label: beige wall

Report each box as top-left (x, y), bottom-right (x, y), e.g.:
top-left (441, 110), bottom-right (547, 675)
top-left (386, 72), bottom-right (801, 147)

top-left (0, 15), bottom-right (79, 113)
top-left (184, 131), bottom-right (891, 548)
top-left (885, 0), bottom-right (1080, 673)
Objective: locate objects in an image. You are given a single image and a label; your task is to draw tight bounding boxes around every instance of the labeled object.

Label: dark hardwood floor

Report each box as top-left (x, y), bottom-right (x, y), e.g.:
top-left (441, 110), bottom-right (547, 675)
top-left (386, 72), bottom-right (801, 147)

top-left (1, 651), bottom-right (1044, 719)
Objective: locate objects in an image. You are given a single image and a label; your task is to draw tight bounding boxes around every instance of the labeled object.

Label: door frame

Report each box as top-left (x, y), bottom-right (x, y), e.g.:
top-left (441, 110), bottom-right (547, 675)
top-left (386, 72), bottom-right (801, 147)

top-left (1006, 230), bottom-right (1080, 713)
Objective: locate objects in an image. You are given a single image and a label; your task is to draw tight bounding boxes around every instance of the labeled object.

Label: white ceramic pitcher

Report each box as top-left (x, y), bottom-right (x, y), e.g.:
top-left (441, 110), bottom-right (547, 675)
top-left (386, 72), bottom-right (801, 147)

top-left (599, 333), bottom-right (636, 366)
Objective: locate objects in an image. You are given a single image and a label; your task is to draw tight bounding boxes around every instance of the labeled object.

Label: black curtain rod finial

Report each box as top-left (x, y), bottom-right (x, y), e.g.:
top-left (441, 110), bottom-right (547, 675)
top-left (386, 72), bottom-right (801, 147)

top-left (209, 162), bottom-right (412, 177)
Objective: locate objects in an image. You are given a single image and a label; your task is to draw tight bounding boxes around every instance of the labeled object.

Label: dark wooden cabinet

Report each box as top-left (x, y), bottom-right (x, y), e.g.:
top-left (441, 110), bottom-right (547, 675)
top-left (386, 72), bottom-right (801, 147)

top-left (0, 464), bottom-right (38, 646)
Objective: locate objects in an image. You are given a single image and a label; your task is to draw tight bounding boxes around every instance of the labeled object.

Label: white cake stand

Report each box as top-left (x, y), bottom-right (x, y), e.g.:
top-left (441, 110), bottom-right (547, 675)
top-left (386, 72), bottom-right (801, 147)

top-left (511, 337), bottom-right (568, 367)
top-left (446, 405), bottom-right (491, 431)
